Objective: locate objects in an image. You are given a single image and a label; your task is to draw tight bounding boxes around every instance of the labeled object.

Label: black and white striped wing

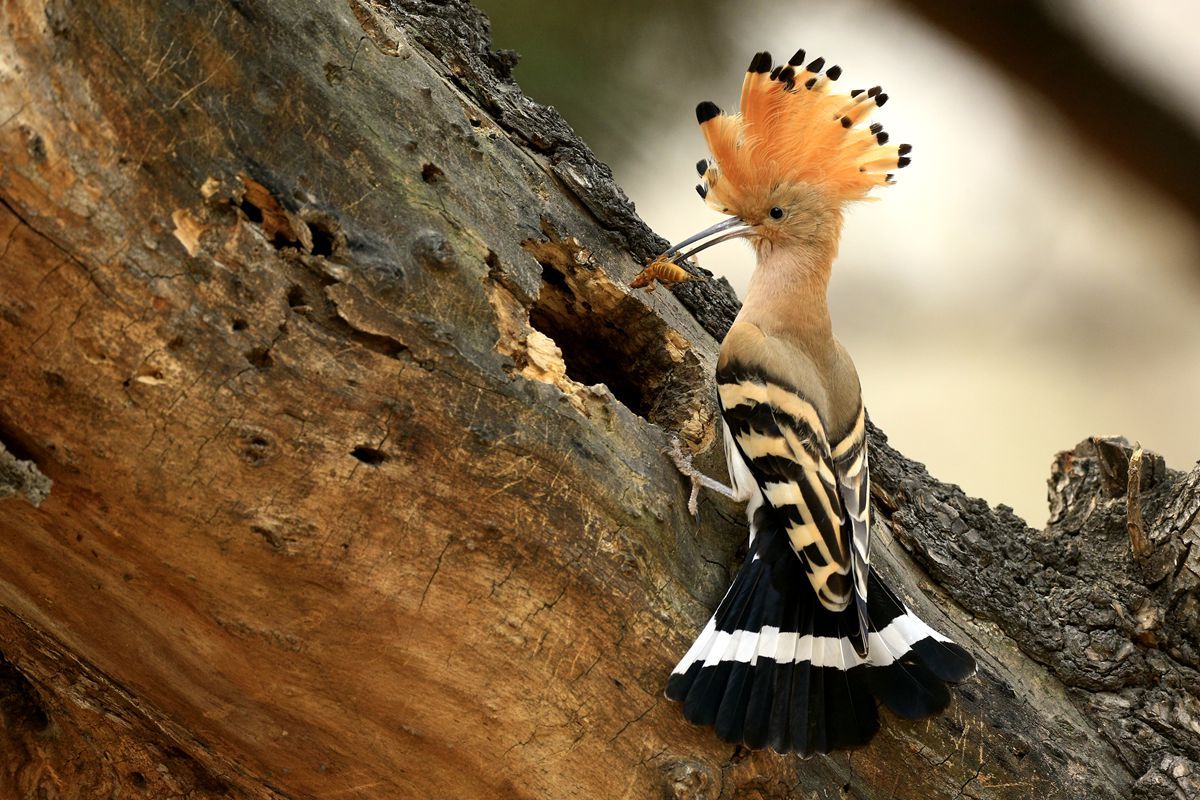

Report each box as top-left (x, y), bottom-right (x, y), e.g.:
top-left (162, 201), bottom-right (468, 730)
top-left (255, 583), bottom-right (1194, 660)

top-left (831, 404), bottom-right (871, 649)
top-left (717, 368), bottom-right (856, 617)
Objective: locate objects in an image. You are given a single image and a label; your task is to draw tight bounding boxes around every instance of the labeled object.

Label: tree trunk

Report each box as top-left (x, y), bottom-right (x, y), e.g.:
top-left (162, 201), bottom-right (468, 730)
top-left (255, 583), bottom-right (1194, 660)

top-left (0, 2), bottom-right (1196, 798)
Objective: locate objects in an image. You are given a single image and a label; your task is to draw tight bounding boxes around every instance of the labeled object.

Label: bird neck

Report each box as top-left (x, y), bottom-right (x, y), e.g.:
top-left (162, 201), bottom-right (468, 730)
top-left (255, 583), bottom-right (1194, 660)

top-left (737, 238), bottom-right (837, 359)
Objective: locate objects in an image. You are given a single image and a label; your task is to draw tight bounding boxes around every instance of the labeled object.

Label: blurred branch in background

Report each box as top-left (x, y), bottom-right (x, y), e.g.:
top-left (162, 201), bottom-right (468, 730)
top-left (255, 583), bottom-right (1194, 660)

top-left (896, 0), bottom-right (1200, 239)
top-left (478, 0), bottom-right (733, 160)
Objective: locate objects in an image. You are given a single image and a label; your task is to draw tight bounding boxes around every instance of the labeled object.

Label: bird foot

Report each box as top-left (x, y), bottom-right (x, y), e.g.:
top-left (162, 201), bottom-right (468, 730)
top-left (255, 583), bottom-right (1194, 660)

top-left (664, 436), bottom-right (739, 517)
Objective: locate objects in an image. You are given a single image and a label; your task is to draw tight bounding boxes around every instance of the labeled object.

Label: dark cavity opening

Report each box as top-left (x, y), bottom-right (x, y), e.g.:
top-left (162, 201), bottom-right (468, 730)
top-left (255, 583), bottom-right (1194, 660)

top-left (0, 417), bottom-right (38, 463)
top-left (0, 651), bottom-right (50, 734)
top-left (286, 285), bottom-right (307, 309)
top-left (351, 446), bottom-right (387, 465)
top-left (238, 197), bottom-right (264, 224)
top-left (308, 222), bottom-right (335, 257)
top-left (539, 260), bottom-right (568, 288)
top-left (528, 261), bottom-right (653, 418)
top-left (244, 347), bottom-right (274, 369)
top-left (421, 163), bottom-right (444, 183)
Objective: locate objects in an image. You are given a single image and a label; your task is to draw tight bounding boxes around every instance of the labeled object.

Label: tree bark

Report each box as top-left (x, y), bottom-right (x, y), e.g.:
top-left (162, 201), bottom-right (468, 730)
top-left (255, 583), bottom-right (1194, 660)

top-left (0, 2), bottom-right (1196, 798)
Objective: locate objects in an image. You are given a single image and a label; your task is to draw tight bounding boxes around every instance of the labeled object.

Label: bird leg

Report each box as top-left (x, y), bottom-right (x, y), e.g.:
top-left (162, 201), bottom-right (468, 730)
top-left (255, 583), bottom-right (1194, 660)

top-left (665, 436), bottom-right (750, 516)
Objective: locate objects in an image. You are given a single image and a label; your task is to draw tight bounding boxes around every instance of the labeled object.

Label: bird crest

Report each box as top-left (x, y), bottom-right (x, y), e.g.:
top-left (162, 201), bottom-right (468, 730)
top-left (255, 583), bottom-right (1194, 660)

top-left (695, 49), bottom-right (910, 216)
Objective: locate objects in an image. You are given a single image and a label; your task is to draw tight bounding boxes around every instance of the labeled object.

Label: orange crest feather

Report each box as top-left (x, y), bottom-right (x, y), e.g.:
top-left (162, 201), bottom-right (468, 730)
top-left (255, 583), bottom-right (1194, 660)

top-left (695, 50), bottom-right (911, 215)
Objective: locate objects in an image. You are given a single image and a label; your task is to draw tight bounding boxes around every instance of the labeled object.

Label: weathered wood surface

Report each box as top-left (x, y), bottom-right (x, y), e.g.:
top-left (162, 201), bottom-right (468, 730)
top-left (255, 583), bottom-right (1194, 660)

top-left (0, 1), bottom-right (1196, 798)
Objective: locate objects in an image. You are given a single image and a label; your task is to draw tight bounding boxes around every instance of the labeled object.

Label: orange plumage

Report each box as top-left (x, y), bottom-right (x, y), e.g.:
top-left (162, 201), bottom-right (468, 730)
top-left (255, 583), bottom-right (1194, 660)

top-left (695, 50), bottom-right (910, 217)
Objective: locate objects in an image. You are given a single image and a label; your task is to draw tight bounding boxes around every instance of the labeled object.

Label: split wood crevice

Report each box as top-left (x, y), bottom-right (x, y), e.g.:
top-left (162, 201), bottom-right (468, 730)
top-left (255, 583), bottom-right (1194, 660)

top-left (0, 1), bottom-right (1195, 798)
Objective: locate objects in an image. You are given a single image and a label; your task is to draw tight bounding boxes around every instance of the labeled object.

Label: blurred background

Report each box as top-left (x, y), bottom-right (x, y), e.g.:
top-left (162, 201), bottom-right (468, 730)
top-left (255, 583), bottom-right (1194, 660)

top-left (476, 0), bottom-right (1200, 525)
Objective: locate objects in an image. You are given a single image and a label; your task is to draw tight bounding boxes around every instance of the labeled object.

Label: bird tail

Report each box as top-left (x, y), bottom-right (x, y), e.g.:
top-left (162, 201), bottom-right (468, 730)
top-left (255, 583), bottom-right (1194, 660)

top-left (665, 512), bottom-right (976, 755)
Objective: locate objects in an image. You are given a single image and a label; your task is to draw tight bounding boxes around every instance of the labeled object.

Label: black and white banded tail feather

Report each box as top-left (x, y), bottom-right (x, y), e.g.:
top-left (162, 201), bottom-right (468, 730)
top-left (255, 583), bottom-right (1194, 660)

top-left (665, 507), bottom-right (976, 755)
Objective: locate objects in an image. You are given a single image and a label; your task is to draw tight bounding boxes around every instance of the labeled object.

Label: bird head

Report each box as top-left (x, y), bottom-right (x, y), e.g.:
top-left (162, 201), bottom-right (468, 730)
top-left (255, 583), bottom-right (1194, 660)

top-left (658, 49), bottom-right (910, 264)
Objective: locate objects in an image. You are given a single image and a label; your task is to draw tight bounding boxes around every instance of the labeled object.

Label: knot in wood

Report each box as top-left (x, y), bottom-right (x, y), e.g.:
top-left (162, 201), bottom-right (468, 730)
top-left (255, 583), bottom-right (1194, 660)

top-left (411, 229), bottom-right (456, 271)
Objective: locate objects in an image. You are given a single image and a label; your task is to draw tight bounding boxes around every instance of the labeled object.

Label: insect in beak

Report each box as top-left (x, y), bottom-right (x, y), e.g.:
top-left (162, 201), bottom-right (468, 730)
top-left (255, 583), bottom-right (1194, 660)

top-left (631, 217), bottom-right (754, 293)
top-left (655, 216), bottom-right (754, 266)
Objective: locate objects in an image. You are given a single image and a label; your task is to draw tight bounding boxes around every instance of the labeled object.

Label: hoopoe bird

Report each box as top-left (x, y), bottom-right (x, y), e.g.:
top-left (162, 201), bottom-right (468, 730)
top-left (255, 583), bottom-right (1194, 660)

top-left (656, 49), bottom-right (976, 755)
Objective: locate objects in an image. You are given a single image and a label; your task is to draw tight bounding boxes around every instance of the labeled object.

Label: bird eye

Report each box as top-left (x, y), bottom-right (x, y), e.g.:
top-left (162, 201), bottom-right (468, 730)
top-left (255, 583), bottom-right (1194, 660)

top-left (769, 206), bottom-right (784, 220)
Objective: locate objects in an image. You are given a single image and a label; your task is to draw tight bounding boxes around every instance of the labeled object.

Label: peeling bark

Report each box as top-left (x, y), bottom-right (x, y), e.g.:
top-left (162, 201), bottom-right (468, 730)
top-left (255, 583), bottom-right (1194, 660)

top-left (0, 442), bottom-right (51, 507)
top-left (0, 1), bottom-right (1196, 798)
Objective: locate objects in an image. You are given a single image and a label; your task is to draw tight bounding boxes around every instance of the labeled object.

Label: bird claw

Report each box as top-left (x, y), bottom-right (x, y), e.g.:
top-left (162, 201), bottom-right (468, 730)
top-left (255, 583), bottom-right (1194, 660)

top-left (664, 437), bottom-right (704, 517)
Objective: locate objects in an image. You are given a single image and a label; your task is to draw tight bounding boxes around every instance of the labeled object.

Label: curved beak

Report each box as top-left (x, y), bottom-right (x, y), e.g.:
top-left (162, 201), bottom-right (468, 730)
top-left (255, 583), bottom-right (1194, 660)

top-left (656, 217), bottom-right (753, 270)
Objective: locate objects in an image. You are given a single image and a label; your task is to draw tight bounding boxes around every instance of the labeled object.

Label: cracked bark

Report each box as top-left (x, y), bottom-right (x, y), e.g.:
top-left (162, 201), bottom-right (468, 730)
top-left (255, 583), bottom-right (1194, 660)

top-left (0, 1), bottom-right (1196, 798)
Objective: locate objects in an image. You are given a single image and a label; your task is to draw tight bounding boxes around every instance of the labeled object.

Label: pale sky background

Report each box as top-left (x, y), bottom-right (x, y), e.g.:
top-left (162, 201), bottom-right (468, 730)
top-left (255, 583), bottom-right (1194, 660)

top-left (480, 0), bottom-right (1200, 524)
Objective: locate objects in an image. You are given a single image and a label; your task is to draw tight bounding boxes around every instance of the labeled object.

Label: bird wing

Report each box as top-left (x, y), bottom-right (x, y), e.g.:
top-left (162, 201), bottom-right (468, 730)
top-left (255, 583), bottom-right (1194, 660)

top-left (717, 363), bottom-right (855, 614)
top-left (831, 403), bottom-right (871, 648)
